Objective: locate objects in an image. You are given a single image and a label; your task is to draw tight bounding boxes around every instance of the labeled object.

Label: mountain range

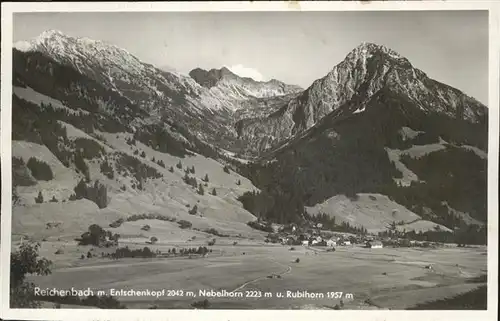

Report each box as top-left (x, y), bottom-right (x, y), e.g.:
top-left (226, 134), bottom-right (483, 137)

top-left (11, 30), bottom-right (488, 243)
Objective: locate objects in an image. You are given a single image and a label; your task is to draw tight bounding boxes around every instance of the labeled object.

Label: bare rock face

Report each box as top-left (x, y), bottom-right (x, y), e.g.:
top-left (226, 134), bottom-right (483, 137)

top-left (189, 67), bottom-right (227, 89)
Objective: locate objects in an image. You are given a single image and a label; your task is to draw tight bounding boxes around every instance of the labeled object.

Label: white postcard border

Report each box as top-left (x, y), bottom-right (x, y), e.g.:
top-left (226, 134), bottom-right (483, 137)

top-left (1, 1), bottom-right (499, 321)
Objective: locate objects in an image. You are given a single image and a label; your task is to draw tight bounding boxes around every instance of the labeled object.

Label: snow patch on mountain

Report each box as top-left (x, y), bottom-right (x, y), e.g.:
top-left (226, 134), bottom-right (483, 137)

top-left (353, 106), bottom-right (366, 114)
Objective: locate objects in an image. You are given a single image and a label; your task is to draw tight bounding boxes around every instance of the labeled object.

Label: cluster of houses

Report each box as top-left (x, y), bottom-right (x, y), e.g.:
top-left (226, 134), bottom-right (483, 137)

top-left (260, 221), bottom-right (444, 250)
top-left (264, 226), bottom-right (384, 249)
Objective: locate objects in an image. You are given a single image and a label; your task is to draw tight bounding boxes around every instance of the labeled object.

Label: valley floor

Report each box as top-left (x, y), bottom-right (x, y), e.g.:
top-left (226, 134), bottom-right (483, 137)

top-left (22, 238), bottom-right (487, 310)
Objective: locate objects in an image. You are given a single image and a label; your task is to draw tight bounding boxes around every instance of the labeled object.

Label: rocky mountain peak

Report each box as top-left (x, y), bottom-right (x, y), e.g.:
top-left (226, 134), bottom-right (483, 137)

top-left (235, 42), bottom-right (487, 155)
top-left (16, 29), bottom-right (143, 74)
top-left (351, 42), bottom-right (404, 58)
top-left (306, 42), bottom-right (485, 122)
top-left (189, 66), bottom-right (302, 99)
top-left (38, 29), bottom-right (65, 39)
top-left (189, 67), bottom-right (234, 89)
top-left (14, 29), bottom-right (65, 52)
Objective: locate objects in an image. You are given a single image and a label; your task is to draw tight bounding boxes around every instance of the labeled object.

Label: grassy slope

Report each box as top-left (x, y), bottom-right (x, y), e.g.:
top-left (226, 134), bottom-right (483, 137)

top-left (12, 133), bottom-right (261, 239)
top-left (11, 88), bottom-right (263, 246)
top-left (305, 193), bottom-right (450, 233)
top-left (12, 140), bottom-right (80, 204)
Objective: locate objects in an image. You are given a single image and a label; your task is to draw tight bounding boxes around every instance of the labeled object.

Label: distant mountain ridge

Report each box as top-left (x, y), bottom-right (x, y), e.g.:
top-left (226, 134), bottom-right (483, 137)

top-left (189, 67), bottom-right (302, 99)
top-left (13, 30), bottom-right (307, 152)
top-left (12, 31), bottom-right (489, 155)
top-left (14, 30), bottom-right (222, 112)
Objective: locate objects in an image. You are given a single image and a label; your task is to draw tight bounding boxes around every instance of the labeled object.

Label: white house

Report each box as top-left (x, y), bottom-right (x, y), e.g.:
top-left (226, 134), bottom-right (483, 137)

top-left (311, 240), bottom-right (319, 245)
top-left (326, 239), bottom-right (337, 247)
top-left (302, 240), bottom-right (309, 246)
top-left (366, 241), bottom-right (383, 249)
top-left (343, 240), bottom-right (351, 246)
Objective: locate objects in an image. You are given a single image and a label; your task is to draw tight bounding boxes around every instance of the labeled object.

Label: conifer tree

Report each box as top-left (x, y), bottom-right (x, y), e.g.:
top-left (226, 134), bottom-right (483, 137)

top-left (35, 191), bottom-right (44, 204)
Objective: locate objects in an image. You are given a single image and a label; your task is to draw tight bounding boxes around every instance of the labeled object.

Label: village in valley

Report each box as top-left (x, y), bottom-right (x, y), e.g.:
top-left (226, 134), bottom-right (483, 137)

top-left (257, 220), bottom-right (450, 251)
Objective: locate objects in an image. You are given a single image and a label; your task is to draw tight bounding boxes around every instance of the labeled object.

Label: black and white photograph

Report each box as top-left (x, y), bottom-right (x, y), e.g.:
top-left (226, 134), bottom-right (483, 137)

top-left (1, 1), bottom-right (498, 320)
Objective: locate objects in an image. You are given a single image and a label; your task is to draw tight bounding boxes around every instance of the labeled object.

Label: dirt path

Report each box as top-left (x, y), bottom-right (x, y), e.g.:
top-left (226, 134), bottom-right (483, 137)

top-left (230, 260), bottom-right (292, 293)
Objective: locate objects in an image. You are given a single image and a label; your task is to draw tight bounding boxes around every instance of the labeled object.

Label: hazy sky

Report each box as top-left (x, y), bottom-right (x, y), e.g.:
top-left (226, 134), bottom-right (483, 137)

top-left (13, 11), bottom-right (488, 104)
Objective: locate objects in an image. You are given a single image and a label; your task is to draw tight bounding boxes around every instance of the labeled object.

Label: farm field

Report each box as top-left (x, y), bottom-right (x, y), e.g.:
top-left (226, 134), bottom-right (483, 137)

top-left (26, 239), bottom-right (487, 310)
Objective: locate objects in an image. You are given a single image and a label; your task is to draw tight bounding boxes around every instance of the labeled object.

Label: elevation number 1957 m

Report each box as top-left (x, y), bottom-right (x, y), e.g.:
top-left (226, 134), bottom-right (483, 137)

top-left (327, 292), bottom-right (354, 299)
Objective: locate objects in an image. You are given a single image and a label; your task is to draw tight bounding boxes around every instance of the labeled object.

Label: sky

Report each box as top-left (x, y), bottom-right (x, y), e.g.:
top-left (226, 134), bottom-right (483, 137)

top-left (13, 11), bottom-right (489, 105)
